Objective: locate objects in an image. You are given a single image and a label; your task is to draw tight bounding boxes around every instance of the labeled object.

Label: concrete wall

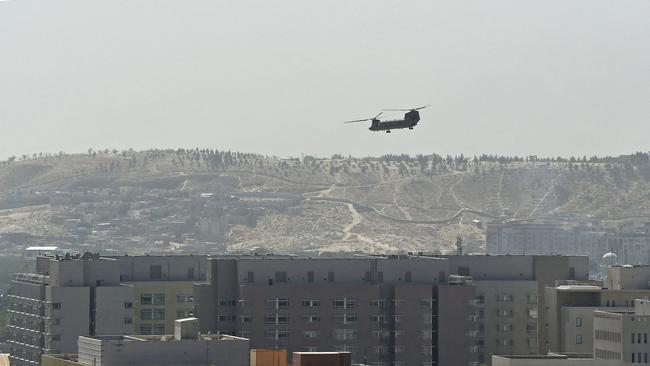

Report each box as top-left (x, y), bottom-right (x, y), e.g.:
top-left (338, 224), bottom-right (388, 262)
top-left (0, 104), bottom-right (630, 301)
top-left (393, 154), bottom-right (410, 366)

top-left (492, 355), bottom-right (618, 366)
top-left (475, 281), bottom-right (539, 358)
top-left (41, 355), bottom-right (83, 366)
top-left (94, 286), bottom-right (134, 335)
top-left (292, 352), bottom-right (351, 366)
top-left (117, 256), bottom-right (209, 282)
top-left (250, 349), bottom-right (287, 366)
top-left (607, 266), bottom-right (650, 290)
top-left (438, 284), bottom-right (477, 366)
top-left (77, 336), bottom-right (250, 366)
top-left (46, 286), bottom-right (90, 353)
top-left (125, 281), bottom-right (196, 335)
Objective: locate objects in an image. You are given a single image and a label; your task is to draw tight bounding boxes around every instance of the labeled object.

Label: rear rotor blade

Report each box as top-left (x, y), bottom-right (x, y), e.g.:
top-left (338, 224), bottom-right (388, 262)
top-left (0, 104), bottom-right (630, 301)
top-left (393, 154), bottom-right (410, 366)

top-left (382, 105), bottom-right (431, 111)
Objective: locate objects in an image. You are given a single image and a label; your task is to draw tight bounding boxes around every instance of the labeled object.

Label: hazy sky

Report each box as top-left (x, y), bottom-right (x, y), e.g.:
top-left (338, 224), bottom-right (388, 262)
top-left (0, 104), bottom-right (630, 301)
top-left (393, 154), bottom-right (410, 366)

top-left (1, 1), bottom-right (649, 160)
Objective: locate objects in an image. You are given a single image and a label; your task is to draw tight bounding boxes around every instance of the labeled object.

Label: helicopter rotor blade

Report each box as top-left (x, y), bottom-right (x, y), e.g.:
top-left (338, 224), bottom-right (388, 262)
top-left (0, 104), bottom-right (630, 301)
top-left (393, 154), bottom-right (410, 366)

top-left (382, 105), bottom-right (431, 111)
top-left (344, 111), bottom-right (383, 124)
top-left (343, 118), bottom-right (372, 124)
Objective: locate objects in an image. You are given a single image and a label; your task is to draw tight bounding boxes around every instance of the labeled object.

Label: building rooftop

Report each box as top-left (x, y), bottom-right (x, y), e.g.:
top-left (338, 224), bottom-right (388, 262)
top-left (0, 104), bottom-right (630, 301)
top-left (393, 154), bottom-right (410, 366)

top-left (556, 285), bottom-right (601, 292)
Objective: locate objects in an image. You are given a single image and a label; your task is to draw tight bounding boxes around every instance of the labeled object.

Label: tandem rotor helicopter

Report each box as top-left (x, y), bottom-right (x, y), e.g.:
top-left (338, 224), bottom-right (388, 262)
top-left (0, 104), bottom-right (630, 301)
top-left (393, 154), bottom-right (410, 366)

top-left (343, 105), bottom-right (430, 133)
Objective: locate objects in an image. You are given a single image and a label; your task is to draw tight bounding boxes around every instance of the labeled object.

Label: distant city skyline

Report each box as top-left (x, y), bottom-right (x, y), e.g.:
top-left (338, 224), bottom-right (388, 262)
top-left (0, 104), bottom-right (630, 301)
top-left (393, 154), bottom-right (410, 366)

top-left (1, 1), bottom-right (649, 160)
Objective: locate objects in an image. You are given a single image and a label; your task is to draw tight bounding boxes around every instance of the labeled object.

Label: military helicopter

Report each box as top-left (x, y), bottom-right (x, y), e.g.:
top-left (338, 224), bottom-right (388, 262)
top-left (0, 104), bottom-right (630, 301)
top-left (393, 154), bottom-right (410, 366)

top-left (344, 105), bottom-right (430, 133)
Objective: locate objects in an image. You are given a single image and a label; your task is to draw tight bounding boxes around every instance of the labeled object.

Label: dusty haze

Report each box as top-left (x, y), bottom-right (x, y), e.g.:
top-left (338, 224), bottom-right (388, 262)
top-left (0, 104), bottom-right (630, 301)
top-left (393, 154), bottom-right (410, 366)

top-left (1, 0), bottom-right (649, 159)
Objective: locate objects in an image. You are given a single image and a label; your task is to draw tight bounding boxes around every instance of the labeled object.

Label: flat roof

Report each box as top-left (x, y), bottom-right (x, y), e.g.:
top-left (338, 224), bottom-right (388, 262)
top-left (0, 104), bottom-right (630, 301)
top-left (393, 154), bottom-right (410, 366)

top-left (0, 354), bottom-right (9, 366)
top-left (26, 246), bottom-right (59, 251)
top-left (557, 285), bottom-right (601, 292)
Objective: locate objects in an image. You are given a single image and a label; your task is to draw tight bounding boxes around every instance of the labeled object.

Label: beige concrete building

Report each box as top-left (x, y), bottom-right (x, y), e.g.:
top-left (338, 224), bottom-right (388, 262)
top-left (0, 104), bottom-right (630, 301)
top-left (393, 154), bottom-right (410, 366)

top-left (9, 254), bottom-right (211, 365)
top-left (123, 281), bottom-right (196, 335)
top-left (593, 299), bottom-right (650, 364)
top-left (41, 319), bottom-right (249, 366)
top-left (8, 255), bottom-right (133, 366)
top-left (492, 354), bottom-right (617, 366)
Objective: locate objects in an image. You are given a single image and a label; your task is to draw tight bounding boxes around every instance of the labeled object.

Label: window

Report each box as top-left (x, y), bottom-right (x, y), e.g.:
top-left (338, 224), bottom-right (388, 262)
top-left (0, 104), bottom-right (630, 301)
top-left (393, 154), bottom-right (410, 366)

top-left (371, 315), bottom-right (386, 323)
top-left (265, 298), bottom-right (289, 309)
top-left (141, 294), bottom-right (153, 305)
top-left (239, 331), bottom-right (252, 338)
top-left (265, 315), bottom-right (289, 325)
top-left (496, 324), bottom-right (514, 332)
top-left (438, 271), bottom-right (446, 284)
top-left (303, 330), bottom-right (320, 339)
top-left (51, 303), bottom-right (61, 310)
top-left (141, 294), bottom-right (165, 305)
top-left (371, 299), bottom-right (388, 308)
top-left (333, 298), bottom-right (356, 309)
top-left (576, 335), bottom-right (583, 345)
top-left (334, 314), bottom-right (357, 324)
top-left (576, 317), bottom-right (583, 328)
top-left (149, 265), bottom-right (162, 280)
top-left (405, 271), bottom-right (412, 283)
top-left (302, 300), bottom-right (320, 307)
top-left (307, 271), bottom-right (314, 283)
top-left (153, 294), bottom-right (165, 305)
top-left (496, 294), bottom-right (514, 302)
top-left (187, 268), bottom-right (195, 280)
top-left (275, 271), bottom-right (287, 283)
top-left (51, 334), bottom-right (61, 341)
top-left (632, 333), bottom-right (635, 344)
top-left (140, 309), bottom-right (165, 320)
top-left (177, 310), bottom-right (194, 318)
top-left (124, 302), bottom-right (133, 309)
top-left (177, 295), bottom-right (194, 303)
top-left (328, 271), bottom-right (335, 283)
top-left (217, 299), bottom-right (236, 306)
top-left (218, 315), bottom-right (236, 322)
top-left (302, 315), bottom-right (320, 323)
top-left (247, 271), bottom-right (255, 283)
top-left (333, 329), bottom-right (357, 341)
top-left (241, 316), bottom-right (253, 323)
top-left (527, 324), bottom-right (538, 333)
top-left (124, 317), bottom-right (133, 325)
top-left (140, 324), bottom-right (165, 335)
top-left (457, 266), bottom-right (470, 276)
top-left (377, 271), bottom-right (384, 282)
top-left (264, 330), bottom-right (289, 340)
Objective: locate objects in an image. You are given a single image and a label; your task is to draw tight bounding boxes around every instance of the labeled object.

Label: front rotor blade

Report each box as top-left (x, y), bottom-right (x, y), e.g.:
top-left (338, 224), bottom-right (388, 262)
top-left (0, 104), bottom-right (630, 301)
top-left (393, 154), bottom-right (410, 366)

top-left (343, 118), bottom-right (371, 124)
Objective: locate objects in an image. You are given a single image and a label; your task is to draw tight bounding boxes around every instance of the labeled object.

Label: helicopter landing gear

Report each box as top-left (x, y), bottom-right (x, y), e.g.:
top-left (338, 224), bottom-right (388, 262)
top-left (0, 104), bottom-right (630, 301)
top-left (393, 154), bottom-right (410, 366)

top-left (386, 130), bottom-right (391, 133)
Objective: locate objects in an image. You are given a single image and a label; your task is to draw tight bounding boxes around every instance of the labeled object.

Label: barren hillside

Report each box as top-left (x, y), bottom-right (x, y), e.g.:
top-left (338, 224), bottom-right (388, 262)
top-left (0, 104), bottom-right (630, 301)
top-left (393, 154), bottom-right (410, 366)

top-left (1, 150), bottom-right (649, 254)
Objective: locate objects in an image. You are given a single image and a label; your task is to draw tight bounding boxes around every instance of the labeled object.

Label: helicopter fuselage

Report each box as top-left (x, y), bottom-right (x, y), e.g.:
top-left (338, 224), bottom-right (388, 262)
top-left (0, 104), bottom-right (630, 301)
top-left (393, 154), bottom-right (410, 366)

top-left (369, 119), bottom-right (418, 131)
top-left (369, 110), bottom-right (421, 132)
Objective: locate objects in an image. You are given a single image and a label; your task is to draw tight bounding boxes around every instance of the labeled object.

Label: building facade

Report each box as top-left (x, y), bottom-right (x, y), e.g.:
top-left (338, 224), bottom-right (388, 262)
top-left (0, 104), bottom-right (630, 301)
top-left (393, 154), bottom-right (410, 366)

top-left (194, 254), bottom-right (588, 366)
top-left (8, 255), bottom-right (133, 366)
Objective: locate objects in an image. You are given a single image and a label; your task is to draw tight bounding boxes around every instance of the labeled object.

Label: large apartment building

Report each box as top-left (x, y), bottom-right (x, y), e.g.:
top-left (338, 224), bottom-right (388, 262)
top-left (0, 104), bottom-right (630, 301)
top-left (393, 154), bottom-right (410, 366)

top-left (8, 254), bottom-right (133, 366)
top-left (544, 264), bottom-right (650, 356)
top-left (486, 222), bottom-right (650, 265)
top-left (194, 254), bottom-right (588, 366)
top-left (8, 254), bottom-right (211, 366)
